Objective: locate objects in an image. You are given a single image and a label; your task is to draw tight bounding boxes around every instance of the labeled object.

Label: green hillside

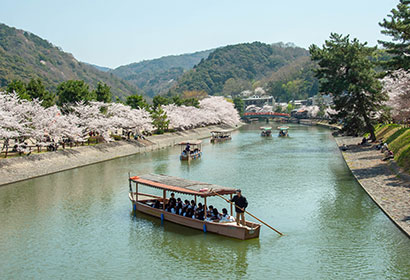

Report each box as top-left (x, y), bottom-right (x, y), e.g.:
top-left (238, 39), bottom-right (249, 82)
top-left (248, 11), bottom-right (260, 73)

top-left (172, 42), bottom-right (312, 98)
top-left (0, 23), bottom-right (138, 99)
top-left (111, 50), bottom-right (212, 97)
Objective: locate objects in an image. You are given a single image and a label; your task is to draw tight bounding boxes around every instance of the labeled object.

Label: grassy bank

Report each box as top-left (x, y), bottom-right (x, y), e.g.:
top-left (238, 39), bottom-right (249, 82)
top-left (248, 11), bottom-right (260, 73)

top-left (373, 124), bottom-right (410, 174)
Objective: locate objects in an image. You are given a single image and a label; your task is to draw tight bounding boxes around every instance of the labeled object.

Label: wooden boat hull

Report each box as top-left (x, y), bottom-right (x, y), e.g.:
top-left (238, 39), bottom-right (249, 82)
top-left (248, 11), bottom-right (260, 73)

top-left (129, 194), bottom-right (260, 240)
top-left (180, 151), bottom-right (202, 161)
top-left (261, 133), bottom-right (272, 137)
top-left (210, 137), bottom-right (232, 143)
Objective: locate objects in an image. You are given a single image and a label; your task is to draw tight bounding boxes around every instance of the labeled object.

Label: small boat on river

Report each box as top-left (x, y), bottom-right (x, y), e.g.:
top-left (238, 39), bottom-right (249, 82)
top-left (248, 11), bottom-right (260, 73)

top-left (210, 130), bottom-right (232, 143)
top-left (178, 140), bottom-right (202, 161)
top-left (278, 126), bottom-right (289, 137)
top-left (260, 127), bottom-right (272, 137)
top-left (128, 174), bottom-right (261, 240)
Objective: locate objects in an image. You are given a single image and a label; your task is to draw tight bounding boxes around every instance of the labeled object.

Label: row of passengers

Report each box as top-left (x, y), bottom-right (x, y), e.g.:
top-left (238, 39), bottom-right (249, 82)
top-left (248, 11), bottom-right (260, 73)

top-left (151, 193), bottom-right (234, 222)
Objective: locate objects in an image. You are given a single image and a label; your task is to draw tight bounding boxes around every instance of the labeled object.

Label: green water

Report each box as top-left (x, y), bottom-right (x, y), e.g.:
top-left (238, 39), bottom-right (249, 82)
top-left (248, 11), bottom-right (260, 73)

top-left (1, 123), bottom-right (409, 279)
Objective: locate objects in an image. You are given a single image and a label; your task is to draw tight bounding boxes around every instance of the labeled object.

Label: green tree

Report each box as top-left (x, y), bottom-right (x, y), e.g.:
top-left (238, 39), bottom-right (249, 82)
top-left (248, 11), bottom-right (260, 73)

top-left (151, 106), bottom-right (169, 134)
top-left (94, 82), bottom-right (112, 103)
top-left (233, 97), bottom-right (244, 116)
top-left (56, 80), bottom-right (95, 105)
top-left (286, 103), bottom-right (295, 114)
top-left (181, 98), bottom-right (199, 107)
top-left (153, 95), bottom-right (171, 108)
top-left (316, 95), bottom-right (326, 119)
top-left (378, 0), bottom-right (410, 70)
top-left (7, 80), bottom-right (29, 99)
top-left (26, 78), bottom-right (55, 107)
top-left (125, 94), bottom-right (148, 109)
top-left (309, 33), bottom-right (387, 141)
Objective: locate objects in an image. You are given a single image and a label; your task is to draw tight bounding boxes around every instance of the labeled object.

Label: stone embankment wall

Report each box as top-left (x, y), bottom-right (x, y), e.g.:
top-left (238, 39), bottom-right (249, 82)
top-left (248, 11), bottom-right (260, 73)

top-left (335, 137), bottom-right (410, 237)
top-left (0, 125), bottom-right (238, 186)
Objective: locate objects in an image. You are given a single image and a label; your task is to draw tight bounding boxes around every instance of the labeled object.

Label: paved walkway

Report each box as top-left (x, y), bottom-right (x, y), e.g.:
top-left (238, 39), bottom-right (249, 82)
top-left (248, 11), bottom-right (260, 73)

top-left (335, 137), bottom-right (410, 237)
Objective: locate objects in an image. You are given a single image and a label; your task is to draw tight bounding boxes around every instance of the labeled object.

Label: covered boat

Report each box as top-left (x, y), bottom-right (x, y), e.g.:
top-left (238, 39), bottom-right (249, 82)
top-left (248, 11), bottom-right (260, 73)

top-left (128, 174), bottom-right (261, 240)
top-left (278, 126), bottom-right (289, 137)
top-left (210, 130), bottom-right (232, 143)
top-left (178, 140), bottom-right (202, 161)
top-left (260, 127), bottom-right (272, 137)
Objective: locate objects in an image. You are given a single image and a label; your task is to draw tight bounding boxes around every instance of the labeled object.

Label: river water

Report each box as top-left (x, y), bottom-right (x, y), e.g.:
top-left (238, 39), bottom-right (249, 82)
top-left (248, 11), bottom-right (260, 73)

top-left (1, 123), bottom-right (409, 279)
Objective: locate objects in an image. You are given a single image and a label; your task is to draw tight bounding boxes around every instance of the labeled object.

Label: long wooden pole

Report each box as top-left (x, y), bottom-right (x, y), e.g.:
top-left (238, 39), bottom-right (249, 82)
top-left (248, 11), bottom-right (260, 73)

top-left (212, 192), bottom-right (283, 236)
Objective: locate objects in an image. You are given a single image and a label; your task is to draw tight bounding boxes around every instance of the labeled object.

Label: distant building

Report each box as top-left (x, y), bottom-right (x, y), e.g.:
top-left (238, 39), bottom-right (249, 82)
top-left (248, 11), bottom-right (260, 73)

top-left (291, 109), bottom-right (309, 119)
top-left (243, 95), bottom-right (274, 108)
top-left (310, 94), bottom-right (333, 106)
top-left (292, 100), bottom-right (308, 108)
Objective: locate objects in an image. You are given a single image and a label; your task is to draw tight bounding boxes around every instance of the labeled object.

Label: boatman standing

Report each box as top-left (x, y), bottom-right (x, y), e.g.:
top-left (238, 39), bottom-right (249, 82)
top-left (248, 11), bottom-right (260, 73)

top-left (231, 189), bottom-right (248, 226)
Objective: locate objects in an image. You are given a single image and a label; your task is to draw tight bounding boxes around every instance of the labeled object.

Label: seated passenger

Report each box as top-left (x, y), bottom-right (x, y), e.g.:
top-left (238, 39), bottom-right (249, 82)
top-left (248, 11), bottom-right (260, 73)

top-left (211, 208), bottom-right (221, 221)
top-left (204, 205), bottom-right (214, 220)
top-left (175, 198), bottom-right (182, 214)
top-left (167, 193), bottom-right (176, 208)
top-left (195, 203), bottom-right (205, 220)
top-left (153, 200), bottom-right (160, 209)
top-left (180, 200), bottom-right (189, 215)
top-left (190, 200), bottom-right (197, 211)
top-left (184, 207), bottom-right (194, 218)
top-left (219, 208), bottom-right (235, 222)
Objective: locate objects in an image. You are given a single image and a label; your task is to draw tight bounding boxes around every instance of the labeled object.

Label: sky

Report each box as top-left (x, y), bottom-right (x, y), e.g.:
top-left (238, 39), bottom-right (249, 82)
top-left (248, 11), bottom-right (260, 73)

top-left (0, 0), bottom-right (398, 68)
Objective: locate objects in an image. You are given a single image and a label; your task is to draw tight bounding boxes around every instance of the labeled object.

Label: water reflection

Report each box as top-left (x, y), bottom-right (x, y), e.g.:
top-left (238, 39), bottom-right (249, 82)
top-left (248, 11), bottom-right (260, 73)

top-left (129, 211), bottom-right (259, 278)
top-left (1, 122), bottom-right (409, 279)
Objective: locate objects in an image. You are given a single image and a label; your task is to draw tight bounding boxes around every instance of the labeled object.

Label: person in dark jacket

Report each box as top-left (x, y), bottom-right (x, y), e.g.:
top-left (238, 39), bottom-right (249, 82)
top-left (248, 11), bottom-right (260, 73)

top-left (230, 189), bottom-right (248, 226)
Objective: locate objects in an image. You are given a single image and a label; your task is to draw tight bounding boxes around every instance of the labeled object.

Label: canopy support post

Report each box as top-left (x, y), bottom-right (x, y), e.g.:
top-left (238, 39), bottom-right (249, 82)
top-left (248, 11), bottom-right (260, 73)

top-left (163, 190), bottom-right (166, 210)
top-left (194, 195), bottom-right (197, 205)
top-left (204, 197), bottom-right (207, 218)
top-left (128, 176), bottom-right (133, 201)
top-left (230, 194), bottom-right (233, 216)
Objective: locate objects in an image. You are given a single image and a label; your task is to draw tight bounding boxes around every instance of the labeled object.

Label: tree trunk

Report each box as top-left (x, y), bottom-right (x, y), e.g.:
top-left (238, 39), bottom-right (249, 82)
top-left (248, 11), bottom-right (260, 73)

top-left (362, 113), bottom-right (376, 141)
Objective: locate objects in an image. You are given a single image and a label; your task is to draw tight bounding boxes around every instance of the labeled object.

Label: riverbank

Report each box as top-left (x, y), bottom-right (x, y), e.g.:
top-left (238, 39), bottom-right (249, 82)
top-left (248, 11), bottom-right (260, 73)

top-left (0, 124), bottom-right (239, 187)
top-left (335, 136), bottom-right (410, 237)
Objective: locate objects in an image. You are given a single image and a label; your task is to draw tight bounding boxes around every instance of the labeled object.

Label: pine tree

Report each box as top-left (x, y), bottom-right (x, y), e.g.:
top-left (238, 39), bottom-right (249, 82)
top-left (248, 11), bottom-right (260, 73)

top-left (378, 0), bottom-right (410, 70)
top-left (94, 82), bottom-right (112, 103)
top-left (310, 33), bottom-right (387, 141)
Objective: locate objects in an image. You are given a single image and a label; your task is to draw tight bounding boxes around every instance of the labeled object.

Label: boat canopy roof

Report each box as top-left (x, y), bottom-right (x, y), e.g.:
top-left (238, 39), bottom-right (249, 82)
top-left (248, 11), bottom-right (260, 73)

top-left (177, 140), bottom-right (202, 145)
top-left (211, 130), bottom-right (231, 134)
top-left (130, 174), bottom-right (236, 197)
top-left (278, 126), bottom-right (289, 130)
top-left (260, 127), bottom-right (272, 130)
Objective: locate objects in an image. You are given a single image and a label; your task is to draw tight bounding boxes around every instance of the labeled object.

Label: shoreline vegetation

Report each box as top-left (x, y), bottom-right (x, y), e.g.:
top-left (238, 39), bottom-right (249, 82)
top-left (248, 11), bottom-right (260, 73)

top-left (0, 124), bottom-right (240, 187)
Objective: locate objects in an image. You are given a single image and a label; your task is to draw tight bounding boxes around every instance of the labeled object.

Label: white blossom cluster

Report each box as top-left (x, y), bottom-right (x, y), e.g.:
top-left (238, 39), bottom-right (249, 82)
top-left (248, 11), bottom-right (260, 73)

top-left (0, 92), bottom-right (152, 146)
top-left (163, 96), bottom-right (241, 130)
top-left (0, 94), bottom-right (240, 150)
top-left (381, 69), bottom-right (410, 122)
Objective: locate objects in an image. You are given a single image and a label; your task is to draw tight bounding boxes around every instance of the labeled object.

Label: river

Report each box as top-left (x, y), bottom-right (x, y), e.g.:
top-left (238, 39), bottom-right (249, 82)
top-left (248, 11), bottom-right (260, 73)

top-left (1, 123), bottom-right (409, 279)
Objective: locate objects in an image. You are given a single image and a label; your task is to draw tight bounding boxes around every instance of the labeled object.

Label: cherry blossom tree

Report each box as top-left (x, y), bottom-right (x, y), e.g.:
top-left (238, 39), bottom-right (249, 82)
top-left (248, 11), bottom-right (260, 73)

top-left (199, 96), bottom-right (241, 127)
top-left (163, 96), bottom-right (241, 130)
top-left (381, 69), bottom-right (410, 123)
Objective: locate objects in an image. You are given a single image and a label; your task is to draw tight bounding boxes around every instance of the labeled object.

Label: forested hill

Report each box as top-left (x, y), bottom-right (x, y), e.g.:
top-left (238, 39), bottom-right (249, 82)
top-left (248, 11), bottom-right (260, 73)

top-left (172, 42), bottom-right (317, 100)
top-left (111, 49), bottom-right (212, 97)
top-left (0, 23), bottom-right (138, 99)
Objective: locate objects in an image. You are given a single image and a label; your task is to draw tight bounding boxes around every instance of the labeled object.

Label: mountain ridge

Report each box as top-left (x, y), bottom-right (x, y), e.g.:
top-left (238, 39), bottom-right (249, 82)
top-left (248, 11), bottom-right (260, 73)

top-left (111, 49), bottom-right (213, 97)
top-left (0, 23), bottom-right (139, 99)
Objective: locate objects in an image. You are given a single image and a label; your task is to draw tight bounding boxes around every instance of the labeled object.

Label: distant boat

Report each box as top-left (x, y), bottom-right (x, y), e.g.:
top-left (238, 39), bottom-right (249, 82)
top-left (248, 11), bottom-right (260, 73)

top-left (210, 130), bottom-right (232, 143)
top-left (260, 127), bottom-right (272, 137)
top-left (278, 126), bottom-right (289, 137)
top-left (128, 174), bottom-right (261, 240)
top-left (178, 140), bottom-right (202, 161)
